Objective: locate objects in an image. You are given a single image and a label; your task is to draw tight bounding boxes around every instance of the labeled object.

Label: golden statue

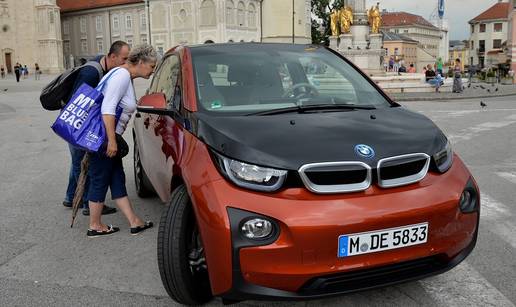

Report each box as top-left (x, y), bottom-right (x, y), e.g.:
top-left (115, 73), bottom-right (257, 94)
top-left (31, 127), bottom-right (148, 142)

top-left (367, 3), bottom-right (382, 34)
top-left (339, 6), bottom-right (354, 34)
top-left (330, 9), bottom-right (340, 36)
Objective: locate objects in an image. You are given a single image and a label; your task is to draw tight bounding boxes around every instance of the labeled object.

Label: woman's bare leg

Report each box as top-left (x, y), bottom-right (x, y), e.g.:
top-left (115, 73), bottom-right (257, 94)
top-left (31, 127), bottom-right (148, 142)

top-left (114, 196), bottom-right (144, 227)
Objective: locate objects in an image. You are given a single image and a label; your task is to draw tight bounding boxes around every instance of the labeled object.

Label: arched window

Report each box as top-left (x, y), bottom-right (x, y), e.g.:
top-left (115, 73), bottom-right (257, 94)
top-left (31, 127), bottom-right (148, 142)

top-left (237, 1), bottom-right (245, 26)
top-left (200, 0), bottom-right (216, 26)
top-left (226, 0), bottom-right (235, 25)
top-left (248, 3), bottom-right (256, 28)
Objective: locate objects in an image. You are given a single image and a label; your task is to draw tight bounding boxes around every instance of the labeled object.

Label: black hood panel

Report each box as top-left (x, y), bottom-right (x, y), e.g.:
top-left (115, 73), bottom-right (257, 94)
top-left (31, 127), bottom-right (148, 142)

top-left (195, 107), bottom-right (446, 170)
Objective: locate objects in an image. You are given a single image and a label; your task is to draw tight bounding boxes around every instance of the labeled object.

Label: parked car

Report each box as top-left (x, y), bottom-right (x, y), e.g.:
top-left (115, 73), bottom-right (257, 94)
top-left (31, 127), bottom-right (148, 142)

top-left (133, 43), bottom-right (480, 305)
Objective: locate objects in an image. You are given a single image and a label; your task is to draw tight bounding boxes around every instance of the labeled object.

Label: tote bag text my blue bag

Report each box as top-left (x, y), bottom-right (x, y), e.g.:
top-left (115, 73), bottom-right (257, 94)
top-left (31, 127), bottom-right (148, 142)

top-left (51, 68), bottom-right (122, 152)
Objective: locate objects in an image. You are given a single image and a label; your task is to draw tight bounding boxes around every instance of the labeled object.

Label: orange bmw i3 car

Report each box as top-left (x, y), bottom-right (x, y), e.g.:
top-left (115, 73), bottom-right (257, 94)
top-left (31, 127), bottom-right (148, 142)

top-left (133, 43), bottom-right (480, 305)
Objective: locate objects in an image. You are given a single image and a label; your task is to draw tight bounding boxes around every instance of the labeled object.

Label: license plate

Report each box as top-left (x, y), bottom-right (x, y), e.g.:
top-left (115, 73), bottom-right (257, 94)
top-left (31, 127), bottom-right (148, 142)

top-left (338, 223), bottom-right (428, 258)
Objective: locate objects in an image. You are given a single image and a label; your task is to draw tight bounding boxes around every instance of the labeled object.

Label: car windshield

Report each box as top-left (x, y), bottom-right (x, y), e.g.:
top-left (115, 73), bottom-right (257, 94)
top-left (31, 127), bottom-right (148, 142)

top-left (191, 44), bottom-right (392, 115)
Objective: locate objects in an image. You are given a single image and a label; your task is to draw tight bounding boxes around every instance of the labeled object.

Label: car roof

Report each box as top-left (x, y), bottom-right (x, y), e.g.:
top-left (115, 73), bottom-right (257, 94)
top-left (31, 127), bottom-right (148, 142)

top-left (184, 42), bottom-right (326, 53)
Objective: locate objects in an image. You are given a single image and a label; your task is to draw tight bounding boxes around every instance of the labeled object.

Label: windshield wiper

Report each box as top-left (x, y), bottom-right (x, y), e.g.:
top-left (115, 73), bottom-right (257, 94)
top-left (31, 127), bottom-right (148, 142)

top-left (246, 104), bottom-right (376, 116)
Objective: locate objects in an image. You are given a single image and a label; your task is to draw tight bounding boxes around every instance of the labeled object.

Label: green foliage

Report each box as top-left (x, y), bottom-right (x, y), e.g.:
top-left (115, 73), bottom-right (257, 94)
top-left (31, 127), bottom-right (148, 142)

top-left (486, 70), bottom-right (495, 78)
top-left (311, 0), bottom-right (346, 45)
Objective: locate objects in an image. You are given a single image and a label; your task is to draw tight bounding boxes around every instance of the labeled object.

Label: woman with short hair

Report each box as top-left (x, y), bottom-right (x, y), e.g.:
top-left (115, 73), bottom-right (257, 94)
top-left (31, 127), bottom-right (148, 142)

top-left (87, 44), bottom-right (158, 237)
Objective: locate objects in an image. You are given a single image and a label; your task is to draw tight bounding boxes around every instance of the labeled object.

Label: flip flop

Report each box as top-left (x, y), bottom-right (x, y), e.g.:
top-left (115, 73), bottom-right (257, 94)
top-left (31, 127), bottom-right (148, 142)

top-left (130, 221), bottom-right (153, 235)
top-left (87, 225), bottom-right (120, 238)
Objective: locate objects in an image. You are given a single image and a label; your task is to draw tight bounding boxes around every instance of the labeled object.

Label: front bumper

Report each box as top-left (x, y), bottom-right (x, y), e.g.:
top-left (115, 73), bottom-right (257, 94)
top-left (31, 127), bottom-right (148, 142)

top-left (187, 150), bottom-right (479, 300)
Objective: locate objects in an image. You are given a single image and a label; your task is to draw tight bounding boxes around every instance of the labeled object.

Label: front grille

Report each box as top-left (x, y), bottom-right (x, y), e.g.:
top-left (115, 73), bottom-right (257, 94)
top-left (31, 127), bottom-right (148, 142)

top-left (300, 256), bottom-right (446, 295)
top-left (298, 162), bottom-right (372, 194)
top-left (377, 153), bottom-right (430, 188)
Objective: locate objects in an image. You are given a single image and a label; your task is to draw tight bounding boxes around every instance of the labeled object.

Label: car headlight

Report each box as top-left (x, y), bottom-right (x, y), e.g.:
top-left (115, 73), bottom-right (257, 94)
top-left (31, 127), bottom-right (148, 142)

top-left (212, 152), bottom-right (287, 192)
top-left (433, 140), bottom-right (453, 173)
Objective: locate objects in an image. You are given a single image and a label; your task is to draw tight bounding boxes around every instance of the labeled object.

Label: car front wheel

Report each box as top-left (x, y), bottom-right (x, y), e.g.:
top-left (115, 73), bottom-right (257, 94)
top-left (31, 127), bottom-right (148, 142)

top-left (157, 184), bottom-right (212, 305)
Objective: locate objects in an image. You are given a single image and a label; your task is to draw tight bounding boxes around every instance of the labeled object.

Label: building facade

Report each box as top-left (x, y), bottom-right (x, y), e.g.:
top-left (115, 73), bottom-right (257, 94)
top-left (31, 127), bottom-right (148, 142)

top-left (449, 40), bottom-right (470, 70)
top-left (381, 12), bottom-right (441, 59)
top-left (0, 0), bottom-right (63, 73)
top-left (57, 0), bottom-right (311, 67)
top-left (468, 1), bottom-right (509, 68)
top-left (382, 31), bottom-right (418, 70)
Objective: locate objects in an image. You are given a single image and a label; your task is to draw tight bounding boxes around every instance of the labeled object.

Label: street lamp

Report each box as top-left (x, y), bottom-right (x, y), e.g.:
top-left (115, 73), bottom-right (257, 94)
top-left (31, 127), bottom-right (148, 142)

top-left (145, 0), bottom-right (151, 45)
top-left (292, 0), bottom-right (295, 44)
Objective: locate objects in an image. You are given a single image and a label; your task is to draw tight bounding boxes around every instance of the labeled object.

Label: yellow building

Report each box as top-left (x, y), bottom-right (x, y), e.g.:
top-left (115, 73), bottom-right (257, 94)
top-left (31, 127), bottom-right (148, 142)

top-left (382, 31), bottom-right (418, 69)
top-left (448, 40), bottom-right (470, 70)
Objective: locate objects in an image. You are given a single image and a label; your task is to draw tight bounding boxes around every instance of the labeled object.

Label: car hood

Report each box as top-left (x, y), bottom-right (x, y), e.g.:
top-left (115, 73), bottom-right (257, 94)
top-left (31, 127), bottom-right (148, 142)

top-left (195, 107), bottom-right (447, 170)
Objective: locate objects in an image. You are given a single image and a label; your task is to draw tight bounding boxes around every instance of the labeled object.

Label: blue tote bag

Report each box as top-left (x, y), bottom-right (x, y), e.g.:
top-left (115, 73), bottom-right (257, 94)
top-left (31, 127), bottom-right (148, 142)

top-left (51, 68), bottom-right (122, 152)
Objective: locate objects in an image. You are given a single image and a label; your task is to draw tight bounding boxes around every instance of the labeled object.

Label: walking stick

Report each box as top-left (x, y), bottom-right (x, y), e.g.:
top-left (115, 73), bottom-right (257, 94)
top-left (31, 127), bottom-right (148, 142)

top-left (70, 153), bottom-right (90, 228)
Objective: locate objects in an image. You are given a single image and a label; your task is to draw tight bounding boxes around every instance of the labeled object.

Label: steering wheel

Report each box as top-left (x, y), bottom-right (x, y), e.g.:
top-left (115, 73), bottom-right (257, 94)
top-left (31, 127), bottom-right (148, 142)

top-left (282, 83), bottom-right (320, 99)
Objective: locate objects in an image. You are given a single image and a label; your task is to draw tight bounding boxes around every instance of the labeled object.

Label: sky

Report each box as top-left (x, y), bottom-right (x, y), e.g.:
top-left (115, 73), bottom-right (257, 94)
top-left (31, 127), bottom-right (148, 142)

top-left (364, 0), bottom-right (504, 40)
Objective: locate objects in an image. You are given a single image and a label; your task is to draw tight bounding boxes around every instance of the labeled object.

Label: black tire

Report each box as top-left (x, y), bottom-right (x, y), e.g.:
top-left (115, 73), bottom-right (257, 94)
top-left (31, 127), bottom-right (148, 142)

top-left (157, 185), bottom-right (213, 305)
top-left (133, 136), bottom-right (155, 198)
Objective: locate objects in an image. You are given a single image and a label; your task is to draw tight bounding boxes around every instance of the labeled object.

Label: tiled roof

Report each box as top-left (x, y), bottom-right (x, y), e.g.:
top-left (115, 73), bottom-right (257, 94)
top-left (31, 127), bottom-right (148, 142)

top-left (381, 12), bottom-right (438, 30)
top-left (469, 2), bottom-right (510, 23)
top-left (57, 0), bottom-right (143, 13)
top-left (382, 31), bottom-right (418, 43)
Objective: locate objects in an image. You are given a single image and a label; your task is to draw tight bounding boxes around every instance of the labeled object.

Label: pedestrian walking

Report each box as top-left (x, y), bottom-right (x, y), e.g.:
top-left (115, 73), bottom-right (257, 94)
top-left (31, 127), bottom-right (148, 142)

top-left (14, 63), bottom-right (21, 82)
top-left (452, 58), bottom-right (463, 93)
top-left (435, 57), bottom-right (444, 76)
top-left (23, 65), bottom-right (29, 79)
top-left (62, 41), bottom-right (130, 216)
top-left (85, 44), bottom-right (157, 237)
top-left (35, 63), bottom-right (41, 80)
top-left (0, 65), bottom-right (5, 79)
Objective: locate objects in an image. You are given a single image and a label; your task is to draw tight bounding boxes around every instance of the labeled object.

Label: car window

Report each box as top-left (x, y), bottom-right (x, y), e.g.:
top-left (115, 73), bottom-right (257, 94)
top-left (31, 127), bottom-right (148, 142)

top-left (300, 57), bottom-right (358, 103)
top-left (155, 55), bottom-right (180, 103)
top-left (191, 46), bottom-right (390, 115)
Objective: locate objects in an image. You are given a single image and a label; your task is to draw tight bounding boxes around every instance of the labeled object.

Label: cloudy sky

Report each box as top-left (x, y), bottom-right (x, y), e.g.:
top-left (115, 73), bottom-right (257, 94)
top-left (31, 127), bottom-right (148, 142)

top-left (364, 0), bottom-right (503, 40)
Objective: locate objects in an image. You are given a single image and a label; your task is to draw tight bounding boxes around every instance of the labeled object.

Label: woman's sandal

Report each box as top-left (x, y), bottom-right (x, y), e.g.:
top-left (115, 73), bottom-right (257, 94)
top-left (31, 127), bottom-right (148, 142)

top-left (130, 221), bottom-right (153, 235)
top-left (87, 225), bottom-right (120, 238)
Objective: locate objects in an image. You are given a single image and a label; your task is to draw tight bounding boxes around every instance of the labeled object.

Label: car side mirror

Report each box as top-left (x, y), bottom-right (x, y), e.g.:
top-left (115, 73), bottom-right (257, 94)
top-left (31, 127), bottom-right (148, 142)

top-left (137, 93), bottom-right (173, 116)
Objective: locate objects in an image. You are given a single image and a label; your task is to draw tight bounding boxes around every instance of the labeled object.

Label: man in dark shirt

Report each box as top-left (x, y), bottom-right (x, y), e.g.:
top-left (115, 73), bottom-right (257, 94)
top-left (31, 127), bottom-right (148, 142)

top-left (425, 65), bottom-right (436, 82)
top-left (63, 41), bottom-right (130, 216)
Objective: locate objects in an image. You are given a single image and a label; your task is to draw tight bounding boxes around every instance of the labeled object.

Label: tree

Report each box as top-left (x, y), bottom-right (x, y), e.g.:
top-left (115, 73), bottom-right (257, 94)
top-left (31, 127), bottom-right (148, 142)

top-left (311, 0), bottom-right (346, 45)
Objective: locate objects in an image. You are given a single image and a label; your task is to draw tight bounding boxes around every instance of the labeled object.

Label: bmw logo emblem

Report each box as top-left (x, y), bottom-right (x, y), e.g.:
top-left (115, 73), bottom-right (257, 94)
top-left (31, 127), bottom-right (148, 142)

top-left (354, 144), bottom-right (375, 159)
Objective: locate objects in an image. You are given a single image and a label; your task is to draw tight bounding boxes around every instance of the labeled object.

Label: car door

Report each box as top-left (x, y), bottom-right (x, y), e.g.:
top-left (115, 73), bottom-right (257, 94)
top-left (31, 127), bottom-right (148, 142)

top-left (137, 53), bottom-right (184, 201)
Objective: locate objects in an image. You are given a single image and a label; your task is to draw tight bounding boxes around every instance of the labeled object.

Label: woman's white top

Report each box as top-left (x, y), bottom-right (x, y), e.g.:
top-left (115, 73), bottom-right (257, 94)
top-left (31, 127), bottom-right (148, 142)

top-left (99, 68), bottom-right (136, 135)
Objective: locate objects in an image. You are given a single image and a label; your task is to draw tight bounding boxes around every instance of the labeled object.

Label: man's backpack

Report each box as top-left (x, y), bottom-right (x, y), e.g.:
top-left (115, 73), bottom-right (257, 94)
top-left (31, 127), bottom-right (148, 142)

top-left (39, 61), bottom-right (103, 111)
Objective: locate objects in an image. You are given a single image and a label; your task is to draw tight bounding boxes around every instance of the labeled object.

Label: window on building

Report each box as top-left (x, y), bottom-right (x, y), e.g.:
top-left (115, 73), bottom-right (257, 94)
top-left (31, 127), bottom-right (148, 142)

top-left (471, 40), bottom-right (474, 50)
top-left (200, 0), bottom-right (216, 26)
top-left (395, 29), bottom-right (399, 34)
top-left (226, 0), bottom-right (235, 25)
top-left (494, 23), bottom-right (502, 32)
top-left (63, 41), bottom-right (70, 54)
top-left (80, 17), bottom-right (86, 33)
top-left (63, 20), bottom-right (69, 35)
top-left (97, 39), bottom-right (103, 53)
top-left (141, 35), bottom-right (148, 44)
top-left (404, 29), bottom-right (408, 33)
top-left (113, 15), bottom-right (119, 31)
top-left (237, 1), bottom-right (245, 26)
top-left (493, 39), bottom-right (502, 49)
top-left (49, 11), bottom-right (55, 24)
top-left (479, 40), bottom-right (485, 52)
top-left (127, 37), bottom-right (133, 49)
top-left (480, 24), bottom-right (486, 32)
top-left (471, 24), bottom-right (474, 33)
top-left (140, 12), bottom-right (147, 30)
top-left (248, 3), bottom-right (256, 28)
top-left (126, 14), bottom-right (132, 30)
top-left (81, 40), bottom-right (88, 53)
top-left (96, 16), bottom-right (103, 32)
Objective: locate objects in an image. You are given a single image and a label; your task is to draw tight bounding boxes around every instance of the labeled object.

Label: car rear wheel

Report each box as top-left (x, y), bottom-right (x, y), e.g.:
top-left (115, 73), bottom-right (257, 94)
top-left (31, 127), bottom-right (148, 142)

top-left (133, 136), bottom-right (155, 198)
top-left (157, 184), bottom-right (212, 305)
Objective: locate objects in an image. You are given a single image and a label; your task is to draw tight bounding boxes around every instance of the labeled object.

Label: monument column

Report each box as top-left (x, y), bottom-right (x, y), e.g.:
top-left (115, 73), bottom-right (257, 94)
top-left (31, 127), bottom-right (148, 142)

top-left (350, 0), bottom-right (368, 49)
